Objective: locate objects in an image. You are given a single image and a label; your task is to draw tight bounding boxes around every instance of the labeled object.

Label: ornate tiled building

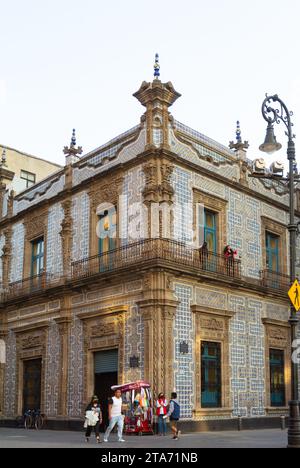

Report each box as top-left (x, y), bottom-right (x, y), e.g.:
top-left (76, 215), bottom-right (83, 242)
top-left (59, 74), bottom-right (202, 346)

top-left (0, 62), bottom-right (300, 429)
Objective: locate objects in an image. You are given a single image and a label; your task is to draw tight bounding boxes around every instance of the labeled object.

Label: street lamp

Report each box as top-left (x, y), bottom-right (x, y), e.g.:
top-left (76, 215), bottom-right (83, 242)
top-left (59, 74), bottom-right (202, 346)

top-left (259, 94), bottom-right (300, 448)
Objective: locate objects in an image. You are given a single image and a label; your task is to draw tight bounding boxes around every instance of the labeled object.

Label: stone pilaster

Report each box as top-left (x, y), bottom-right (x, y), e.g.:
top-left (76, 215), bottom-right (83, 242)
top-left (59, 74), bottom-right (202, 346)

top-left (142, 159), bottom-right (174, 239)
top-left (60, 199), bottom-right (73, 279)
top-left (0, 183), bottom-right (7, 219)
top-left (2, 228), bottom-right (12, 290)
top-left (0, 328), bottom-right (8, 417)
top-left (137, 271), bottom-right (178, 399)
top-left (55, 296), bottom-right (72, 417)
top-left (7, 190), bottom-right (15, 218)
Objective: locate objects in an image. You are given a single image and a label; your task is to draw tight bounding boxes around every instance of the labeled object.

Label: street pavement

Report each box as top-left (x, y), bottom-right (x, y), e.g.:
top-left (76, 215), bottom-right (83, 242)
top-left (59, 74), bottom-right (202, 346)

top-left (0, 427), bottom-right (287, 448)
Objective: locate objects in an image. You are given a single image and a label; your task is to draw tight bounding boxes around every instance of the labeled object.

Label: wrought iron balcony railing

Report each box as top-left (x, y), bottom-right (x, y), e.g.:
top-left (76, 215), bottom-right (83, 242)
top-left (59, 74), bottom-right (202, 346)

top-left (0, 242), bottom-right (292, 304)
top-left (71, 238), bottom-right (242, 281)
top-left (2, 271), bottom-right (63, 302)
top-left (260, 269), bottom-right (291, 291)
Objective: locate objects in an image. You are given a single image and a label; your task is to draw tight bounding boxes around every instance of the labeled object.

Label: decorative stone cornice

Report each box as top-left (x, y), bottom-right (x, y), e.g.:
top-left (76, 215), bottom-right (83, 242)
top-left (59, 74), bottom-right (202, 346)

top-left (133, 80), bottom-right (181, 109)
top-left (89, 176), bottom-right (124, 210)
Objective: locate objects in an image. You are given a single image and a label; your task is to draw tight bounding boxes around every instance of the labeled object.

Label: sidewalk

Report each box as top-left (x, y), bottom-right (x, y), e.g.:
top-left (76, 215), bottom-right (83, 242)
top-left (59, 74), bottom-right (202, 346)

top-left (0, 427), bottom-right (287, 448)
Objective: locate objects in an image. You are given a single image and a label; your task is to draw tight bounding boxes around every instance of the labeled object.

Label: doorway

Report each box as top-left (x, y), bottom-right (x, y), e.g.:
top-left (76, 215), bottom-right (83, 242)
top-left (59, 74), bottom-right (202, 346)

top-left (23, 359), bottom-right (42, 413)
top-left (94, 349), bottom-right (118, 430)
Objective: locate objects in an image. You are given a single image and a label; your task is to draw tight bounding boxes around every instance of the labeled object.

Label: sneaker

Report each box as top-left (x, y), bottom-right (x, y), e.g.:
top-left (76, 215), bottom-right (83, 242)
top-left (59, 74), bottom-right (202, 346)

top-left (103, 438), bottom-right (108, 443)
top-left (96, 437), bottom-right (101, 444)
top-left (118, 439), bottom-right (125, 443)
top-left (177, 430), bottom-right (181, 437)
top-left (85, 437), bottom-right (89, 443)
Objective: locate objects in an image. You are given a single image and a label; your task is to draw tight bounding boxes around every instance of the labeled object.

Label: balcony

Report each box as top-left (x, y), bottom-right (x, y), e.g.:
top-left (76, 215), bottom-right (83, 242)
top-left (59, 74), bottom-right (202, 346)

top-left (260, 269), bottom-right (291, 291)
top-left (0, 242), bottom-right (291, 305)
top-left (2, 272), bottom-right (63, 302)
top-left (71, 238), bottom-right (242, 282)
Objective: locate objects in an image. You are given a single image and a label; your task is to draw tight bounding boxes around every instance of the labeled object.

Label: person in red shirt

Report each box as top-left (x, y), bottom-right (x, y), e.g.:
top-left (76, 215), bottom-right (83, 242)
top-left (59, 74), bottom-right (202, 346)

top-left (156, 393), bottom-right (168, 436)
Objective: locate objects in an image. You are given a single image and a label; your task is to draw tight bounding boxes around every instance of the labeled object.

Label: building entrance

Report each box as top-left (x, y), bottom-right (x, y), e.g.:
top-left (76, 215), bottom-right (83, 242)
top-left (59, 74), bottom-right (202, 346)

top-left (23, 359), bottom-right (42, 413)
top-left (94, 349), bottom-right (118, 430)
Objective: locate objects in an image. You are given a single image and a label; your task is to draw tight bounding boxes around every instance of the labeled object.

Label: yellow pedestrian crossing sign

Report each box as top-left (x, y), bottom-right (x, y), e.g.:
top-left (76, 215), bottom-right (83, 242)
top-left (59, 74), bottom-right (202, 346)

top-left (288, 280), bottom-right (300, 311)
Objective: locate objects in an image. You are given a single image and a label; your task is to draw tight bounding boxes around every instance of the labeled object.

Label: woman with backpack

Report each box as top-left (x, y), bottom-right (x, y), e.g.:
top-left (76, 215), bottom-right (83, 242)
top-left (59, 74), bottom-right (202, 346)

top-left (164, 392), bottom-right (181, 440)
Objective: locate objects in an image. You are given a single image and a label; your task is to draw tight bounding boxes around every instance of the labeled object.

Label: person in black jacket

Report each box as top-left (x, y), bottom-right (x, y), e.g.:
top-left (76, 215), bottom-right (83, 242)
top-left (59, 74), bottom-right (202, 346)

top-left (85, 395), bottom-right (102, 443)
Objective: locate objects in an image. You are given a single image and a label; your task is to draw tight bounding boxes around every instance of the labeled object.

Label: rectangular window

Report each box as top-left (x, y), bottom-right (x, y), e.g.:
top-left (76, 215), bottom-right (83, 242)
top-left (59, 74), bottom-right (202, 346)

top-left (204, 210), bottom-right (217, 254)
top-left (201, 341), bottom-right (222, 408)
top-left (266, 232), bottom-right (280, 272)
top-left (31, 238), bottom-right (44, 277)
top-left (98, 208), bottom-right (117, 272)
top-left (270, 349), bottom-right (285, 407)
top-left (21, 170), bottom-right (36, 188)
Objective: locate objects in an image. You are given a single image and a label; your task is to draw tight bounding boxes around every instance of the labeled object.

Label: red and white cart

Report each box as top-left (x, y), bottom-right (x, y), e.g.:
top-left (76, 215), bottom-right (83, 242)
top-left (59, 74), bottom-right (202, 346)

top-left (111, 381), bottom-right (154, 435)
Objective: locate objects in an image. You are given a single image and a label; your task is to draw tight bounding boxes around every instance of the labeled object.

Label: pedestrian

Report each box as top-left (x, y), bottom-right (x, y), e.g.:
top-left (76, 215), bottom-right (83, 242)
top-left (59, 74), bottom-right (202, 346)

top-left (164, 392), bottom-right (181, 440)
top-left (103, 389), bottom-right (125, 443)
top-left (84, 395), bottom-right (102, 444)
top-left (156, 392), bottom-right (168, 436)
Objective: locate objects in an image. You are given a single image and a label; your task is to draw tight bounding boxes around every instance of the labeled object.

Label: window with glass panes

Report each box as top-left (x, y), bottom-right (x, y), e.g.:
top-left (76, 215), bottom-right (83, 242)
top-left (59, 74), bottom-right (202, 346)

top-left (98, 207), bottom-right (117, 255)
top-left (201, 341), bottom-right (222, 408)
top-left (266, 232), bottom-right (280, 272)
top-left (21, 170), bottom-right (36, 188)
top-left (31, 238), bottom-right (44, 276)
top-left (270, 349), bottom-right (285, 407)
top-left (204, 210), bottom-right (217, 253)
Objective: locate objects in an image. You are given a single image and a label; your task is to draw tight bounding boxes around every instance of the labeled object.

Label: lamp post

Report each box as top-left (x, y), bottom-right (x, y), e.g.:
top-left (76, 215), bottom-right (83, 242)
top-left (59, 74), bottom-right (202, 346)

top-left (259, 94), bottom-right (300, 448)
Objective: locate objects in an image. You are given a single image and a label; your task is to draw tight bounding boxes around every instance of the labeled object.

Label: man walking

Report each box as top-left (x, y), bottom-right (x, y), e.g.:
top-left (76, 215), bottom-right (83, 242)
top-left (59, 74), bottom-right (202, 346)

top-left (104, 389), bottom-right (125, 443)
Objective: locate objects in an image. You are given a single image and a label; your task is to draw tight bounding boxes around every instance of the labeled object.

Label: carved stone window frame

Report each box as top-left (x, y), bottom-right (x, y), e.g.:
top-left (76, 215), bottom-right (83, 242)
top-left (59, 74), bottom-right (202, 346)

top-left (261, 216), bottom-right (288, 275)
top-left (193, 190), bottom-right (227, 253)
top-left (78, 305), bottom-right (127, 408)
top-left (88, 176), bottom-right (123, 259)
top-left (262, 318), bottom-right (291, 414)
top-left (191, 305), bottom-right (234, 418)
top-left (23, 210), bottom-right (48, 280)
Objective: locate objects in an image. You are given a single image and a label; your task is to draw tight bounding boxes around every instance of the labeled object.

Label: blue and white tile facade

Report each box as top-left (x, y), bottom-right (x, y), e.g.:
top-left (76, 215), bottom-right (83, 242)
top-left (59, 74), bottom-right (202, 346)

top-left (44, 322), bottom-right (60, 416)
top-left (72, 192), bottom-right (90, 262)
top-left (227, 190), bottom-right (262, 278)
top-left (174, 284), bottom-right (194, 419)
top-left (172, 167), bottom-right (193, 243)
top-left (46, 203), bottom-right (64, 277)
top-left (13, 174), bottom-right (65, 216)
top-left (68, 318), bottom-right (84, 417)
top-left (229, 296), bottom-right (265, 417)
top-left (4, 331), bottom-right (16, 417)
top-left (121, 166), bottom-right (147, 244)
top-left (10, 223), bottom-right (25, 283)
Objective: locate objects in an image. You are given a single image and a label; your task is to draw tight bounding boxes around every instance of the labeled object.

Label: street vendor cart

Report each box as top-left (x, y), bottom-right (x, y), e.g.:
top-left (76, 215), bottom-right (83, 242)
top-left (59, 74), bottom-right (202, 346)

top-left (111, 381), bottom-right (154, 435)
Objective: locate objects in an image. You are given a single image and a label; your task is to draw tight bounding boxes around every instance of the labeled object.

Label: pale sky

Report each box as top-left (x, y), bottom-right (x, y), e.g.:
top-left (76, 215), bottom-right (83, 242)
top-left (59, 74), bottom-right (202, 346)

top-left (0, 0), bottom-right (300, 168)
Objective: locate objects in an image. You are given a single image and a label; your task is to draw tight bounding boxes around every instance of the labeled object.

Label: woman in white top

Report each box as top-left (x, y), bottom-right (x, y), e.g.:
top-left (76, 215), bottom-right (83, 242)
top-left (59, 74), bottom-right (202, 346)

top-left (104, 389), bottom-right (125, 443)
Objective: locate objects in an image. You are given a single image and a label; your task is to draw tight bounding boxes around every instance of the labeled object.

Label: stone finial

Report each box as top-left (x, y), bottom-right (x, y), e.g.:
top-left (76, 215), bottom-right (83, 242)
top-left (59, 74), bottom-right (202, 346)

top-left (1, 148), bottom-right (7, 167)
top-left (229, 121), bottom-right (249, 153)
top-left (63, 129), bottom-right (83, 165)
top-left (154, 53), bottom-right (160, 79)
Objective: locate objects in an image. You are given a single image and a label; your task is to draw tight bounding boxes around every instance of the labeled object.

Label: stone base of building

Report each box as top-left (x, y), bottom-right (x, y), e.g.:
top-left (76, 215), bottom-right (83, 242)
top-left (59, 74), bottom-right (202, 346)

top-left (0, 416), bottom-right (288, 433)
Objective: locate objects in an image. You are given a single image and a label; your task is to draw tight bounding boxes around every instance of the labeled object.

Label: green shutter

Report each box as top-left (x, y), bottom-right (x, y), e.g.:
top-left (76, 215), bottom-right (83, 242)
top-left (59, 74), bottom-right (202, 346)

top-left (94, 350), bottom-right (118, 374)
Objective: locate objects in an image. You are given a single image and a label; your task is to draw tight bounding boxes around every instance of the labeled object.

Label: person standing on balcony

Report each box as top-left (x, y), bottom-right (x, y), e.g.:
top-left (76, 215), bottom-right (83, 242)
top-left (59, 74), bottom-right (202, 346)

top-left (156, 392), bottom-right (168, 436)
top-left (199, 241), bottom-right (209, 270)
top-left (224, 245), bottom-right (238, 276)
